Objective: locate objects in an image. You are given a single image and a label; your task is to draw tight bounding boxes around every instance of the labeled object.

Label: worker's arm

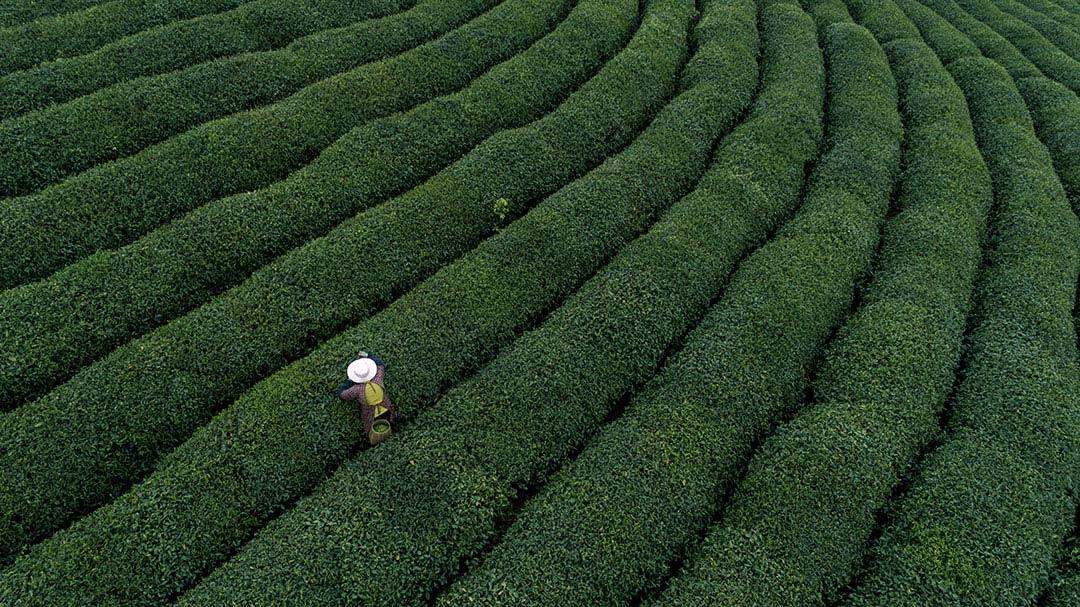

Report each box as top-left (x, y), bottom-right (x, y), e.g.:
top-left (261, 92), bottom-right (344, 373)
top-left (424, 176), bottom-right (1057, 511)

top-left (338, 381), bottom-right (365, 402)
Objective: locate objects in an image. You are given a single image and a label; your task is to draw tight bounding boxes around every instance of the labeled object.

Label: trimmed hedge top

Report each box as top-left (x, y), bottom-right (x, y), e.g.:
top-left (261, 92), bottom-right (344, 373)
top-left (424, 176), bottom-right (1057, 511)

top-left (843, 54), bottom-right (1080, 607)
top-left (0, 0), bottom-right (643, 567)
top-left (177, 3), bottom-right (825, 605)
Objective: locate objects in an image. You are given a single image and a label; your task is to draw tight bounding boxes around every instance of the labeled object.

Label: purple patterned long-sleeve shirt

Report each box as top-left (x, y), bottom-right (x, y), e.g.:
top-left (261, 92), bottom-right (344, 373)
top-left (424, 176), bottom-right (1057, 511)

top-left (338, 364), bottom-right (394, 433)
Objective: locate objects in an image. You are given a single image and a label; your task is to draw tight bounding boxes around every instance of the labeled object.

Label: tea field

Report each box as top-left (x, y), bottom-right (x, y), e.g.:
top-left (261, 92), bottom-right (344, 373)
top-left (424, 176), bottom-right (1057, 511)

top-left (1, 0), bottom-right (1080, 605)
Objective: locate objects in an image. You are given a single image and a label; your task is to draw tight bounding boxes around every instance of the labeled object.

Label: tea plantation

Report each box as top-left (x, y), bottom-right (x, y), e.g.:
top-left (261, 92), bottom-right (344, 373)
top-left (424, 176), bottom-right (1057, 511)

top-left (2, 0), bottom-right (1080, 604)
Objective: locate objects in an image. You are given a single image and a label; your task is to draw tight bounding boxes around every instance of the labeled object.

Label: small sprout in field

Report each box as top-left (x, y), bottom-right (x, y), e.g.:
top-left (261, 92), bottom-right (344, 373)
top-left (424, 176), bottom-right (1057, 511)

top-left (493, 197), bottom-right (510, 229)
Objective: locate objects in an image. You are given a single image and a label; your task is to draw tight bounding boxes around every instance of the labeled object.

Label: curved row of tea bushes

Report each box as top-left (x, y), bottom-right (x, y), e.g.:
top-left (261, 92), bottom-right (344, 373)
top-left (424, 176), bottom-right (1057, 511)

top-left (1018, 76), bottom-right (1080, 212)
top-left (0, 0), bottom-right (476, 130)
top-left (1046, 535), bottom-right (1080, 606)
top-left (843, 55), bottom-right (1080, 607)
top-left (0, 0), bottom-right (512, 200)
top-left (895, 9), bottom-right (1080, 602)
top-left (838, 0), bottom-right (920, 40)
top-left (0, 1), bottom-right (432, 190)
top-left (0, 0), bottom-right (590, 410)
top-left (902, 0), bottom-right (1080, 225)
top-left (914, 0), bottom-right (1041, 75)
top-left (0, 0), bottom-right (249, 66)
top-left (895, 0), bottom-right (980, 61)
top-left (1016, 0), bottom-right (1080, 31)
top-left (0, 0), bottom-right (572, 289)
top-left (0, 0), bottom-right (488, 201)
top-left (953, 0), bottom-right (1080, 91)
top-left (0, 2), bottom-right (760, 601)
top-left (1040, 0), bottom-right (1073, 13)
top-left (0, 0), bottom-right (641, 416)
top-left (437, 20), bottom-right (900, 607)
top-left (0, 0), bottom-right (107, 27)
top-left (0, 0), bottom-right (660, 568)
top-left (653, 35), bottom-right (992, 607)
top-left (176, 4), bottom-right (825, 605)
top-left (873, 6), bottom-right (1080, 600)
top-left (0, 0), bottom-right (400, 89)
top-left (804, 0), bottom-right (853, 29)
top-left (901, 0), bottom-right (1080, 198)
top-left (998, 0), bottom-right (1080, 60)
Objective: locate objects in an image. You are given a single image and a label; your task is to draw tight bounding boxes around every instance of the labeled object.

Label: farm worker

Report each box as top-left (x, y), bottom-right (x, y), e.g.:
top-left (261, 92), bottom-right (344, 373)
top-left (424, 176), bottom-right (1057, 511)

top-left (337, 352), bottom-right (395, 445)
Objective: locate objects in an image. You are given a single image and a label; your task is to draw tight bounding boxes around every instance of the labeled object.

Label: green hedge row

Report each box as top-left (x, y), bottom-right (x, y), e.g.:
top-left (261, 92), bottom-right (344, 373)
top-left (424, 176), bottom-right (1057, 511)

top-left (0, 0), bottom-right (246, 62)
top-left (0, 0), bottom-right (640, 409)
top-left (0, 0), bottom-right (401, 87)
top-left (0, 0), bottom-right (106, 28)
top-left (953, 0), bottom-right (1080, 91)
top-left (2, 4), bottom-right (473, 125)
top-left (0, 0), bottom-right (571, 289)
top-left (0, 2), bottom-right (761, 601)
top-left (904, 0), bottom-right (1080, 212)
top-left (0, 0), bottom-right (512, 200)
top-left (837, 0), bottom-right (920, 41)
top-left (895, 0), bottom-right (981, 62)
top-left (844, 55), bottom-right (1080, 607)
top-left (1046, 533), bottom-right (1080, 606)
top-left (175, 4), bottom-right (823, 606)
top-left (625, 20), bottom-right (897, 606)
top-left (0, 0), bottom-right (425, 195)
top-left (438, 19), bottom-right (901, 607)
top-left (803, 0), bottom-right (853, 30)
top-left (1031, 0), bottom-right (1080, 27)
top-left (1017, 76), bottom-right (1080, 212)
top-left (915, 0), bottom-right (1042, 76)
top-left (999, 0), bottom-right (1080, 60)
top-left (900, 0), bottom-right (1080, 329)
top-left (0, 0), bottom-right (585, 410)
top-left (0, 0), bottom-right (474, 142)
top-left (656, 35), bottom-right (991, 607)
top-left (898, 16), bottom-right (1080, 604)
top-left (0, 0), bottom-right (655, 568)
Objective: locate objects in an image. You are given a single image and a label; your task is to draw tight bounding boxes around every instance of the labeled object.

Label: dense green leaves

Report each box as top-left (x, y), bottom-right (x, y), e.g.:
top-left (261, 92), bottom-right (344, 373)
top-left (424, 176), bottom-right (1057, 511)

top-left (0, 0), bottom-right (651, 566)
top-left (0, 0), bottom-right (420, 193)
top-left (0, 0), bottom-right (403, 82)
top-left (0, 0), bottom-right (104, 27)
top-left (954, 0), bottom-right (1080, 91)
top-left (175, 3), bottom-right (824, 605)
top-left (903, 0), bottom-right (1080, 216)
top-left (1013, 0), bottom-right (1080, 33)
top-left (803, 0), bottom-right (853, 30)
top-left (915, 0), bottom-right (1042, 75)
top-left (635, 20), bottom-right (900, 606)
top-left (0, 0), bottom-right (248, 66)
top-left (654, 33), bottom-right (990, 607)
top-left (3, 0), bottom-right (1080, 600)
top-left (0, 1), bottom-right (574, 287)
top-left (844, 55), bottom-right (1080, 607)
top-left (1017, 75), bottom-right (1080, 213)
top-left (0, 1), bottom-right (762, 602)
top-left (894, 0), bottom-right (980, 63)
top-left (839, 0), bottom-right (920, 41)
top-left (0, 0), bottom-right (584, 409)
top-left (1046, 533), bottom-right (1080, 607)
top-left (0, 0), bottom-right (480, 151)
top-left (438, 18), bottom-right (902, 607)
top-left (996, 0), bottom-right (1080, 62)
top-left (0, 0), bottom-right (569, 286)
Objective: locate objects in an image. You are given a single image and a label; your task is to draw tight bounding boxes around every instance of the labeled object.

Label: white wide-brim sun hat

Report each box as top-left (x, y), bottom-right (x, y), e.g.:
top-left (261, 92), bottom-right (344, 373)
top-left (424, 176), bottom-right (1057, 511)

top-left (347, 357), bottom-right (378, 383)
